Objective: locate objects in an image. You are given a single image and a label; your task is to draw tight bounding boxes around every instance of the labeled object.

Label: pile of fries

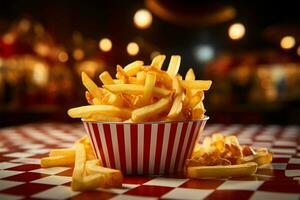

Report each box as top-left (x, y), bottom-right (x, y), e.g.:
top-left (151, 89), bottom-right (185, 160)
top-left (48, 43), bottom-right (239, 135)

top-left (41, 137), bottom-right (123, 191)
top-left (186, 133), bottom-right (273, 179)
top-left (68, 55), bottom-right (212, 122)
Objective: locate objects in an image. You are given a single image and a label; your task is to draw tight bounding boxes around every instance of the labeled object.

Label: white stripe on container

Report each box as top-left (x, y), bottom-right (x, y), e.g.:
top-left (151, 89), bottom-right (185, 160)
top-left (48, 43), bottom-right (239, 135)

top-left (97, 124), bottom-right (111, 168)
top-left (87, 123), bottom-right (101, 159)
top-left (178, 122), bottom-right (193, 171)
top-left (160, 123), bottom-right (171, 174)
top-left (187, 122), bottom-right (201, 159)
top-left (110, 124), bottom-right (121, 170)
top-left (137, 124), bottom-right (144, 175)
top-left (148, 124), bottom-right (158, 174)
top-left (124, 124), bottom-right (132, 174)
top-left (169, 122), bottom-right (183, 174)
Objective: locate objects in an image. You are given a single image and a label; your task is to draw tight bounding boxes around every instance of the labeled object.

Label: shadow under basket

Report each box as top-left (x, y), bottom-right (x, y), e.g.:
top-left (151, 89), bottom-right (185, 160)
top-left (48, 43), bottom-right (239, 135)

top-left (82, 117), bottom-right (208, 175)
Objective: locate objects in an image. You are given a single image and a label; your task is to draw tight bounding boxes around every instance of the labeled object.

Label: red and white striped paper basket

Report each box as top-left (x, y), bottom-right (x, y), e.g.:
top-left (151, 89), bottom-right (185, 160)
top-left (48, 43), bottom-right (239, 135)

top-left (82, 118), bottom-right (208, 175)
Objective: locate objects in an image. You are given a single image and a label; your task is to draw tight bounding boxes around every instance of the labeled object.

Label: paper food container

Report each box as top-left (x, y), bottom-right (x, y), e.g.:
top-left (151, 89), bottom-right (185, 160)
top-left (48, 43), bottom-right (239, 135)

top-left (82, 117), bottom-right (208, 175)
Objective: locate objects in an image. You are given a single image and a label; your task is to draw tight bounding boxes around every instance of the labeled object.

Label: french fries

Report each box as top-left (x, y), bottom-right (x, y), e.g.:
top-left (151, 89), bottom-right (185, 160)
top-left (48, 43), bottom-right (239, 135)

top-left (41, 136), bottom-right (123, 191)
top-left (186, 133), bottom-right (273, 179)
top-left (68, 55), bottom-right (212, 122)
top-left (187, 162), bottom-right (258, 179)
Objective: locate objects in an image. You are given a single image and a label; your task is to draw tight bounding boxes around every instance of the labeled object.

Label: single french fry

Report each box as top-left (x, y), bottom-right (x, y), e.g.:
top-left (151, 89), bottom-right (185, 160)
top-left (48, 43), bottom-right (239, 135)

top-left (116, 65), bottom-right (129, 82)
top-left (84, 115), bottom-right (122, 122)
top-left (136, 71), bottom-right (146, 84)
top-left (81, 173), bottom-right (107, 190)
top-left (104, 84), bottom-right (171, 97)
top-left (99, 71), bottom-right (115, 85)
top-left (143, 72), bottom-right (157, 103)
top-left (85, 91), bottom-right (94, 104)
top-left (123, 60), bottom-right (143, 76)
top-left (71, 142), bottom-right (86, 191)
top-left (81, 72), bottom-right (102, 100)
top-left (132, 98), bottom-right (170, 122)
top-left (167, 94), bottom-right (183, 119)
top-left (187, 162), bottom-right (258, 179)
top-left (189, 91), bottom-right (204, 108)
top-left (92, 98), bottom-right (101, 105)
top-left (172, 76), bottom-right (183, 95)
top-left (167, 55), bottom-right (181, 77)
top-left (192, 108), bottom-right (204, 120)
top-left (180, 80), bottom-right (212, 91)
top-left (239, 152), bottom-right (273, 166)
top-left (49, 148), bottom-right (75, 157)
top-left (68, 105), bottom-right (131, 119)
top-left (86, 159), bottom-right (123, 188)
top-left (151, 55), bottom-right (166, 70)
top-left (113, 79), bottom-right (125, 84)
top-left (41, 155), bottom-right (74, 168)
top-left (185, 68), bottom-right (195, 80)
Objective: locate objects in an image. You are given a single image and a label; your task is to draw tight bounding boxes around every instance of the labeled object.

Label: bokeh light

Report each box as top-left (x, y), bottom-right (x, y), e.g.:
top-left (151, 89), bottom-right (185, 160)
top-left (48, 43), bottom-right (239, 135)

top-left (280, 36), bottom-right (295, 49)
top-left (127, 42), bottom-right (139, 56)
top-left (194, 45), bottom-right (214, 62)
top-left (228, 23), bottom-right (246, 40)
top-left (99, 38), bottom-right (112, 52)
top-left (133, 9), bottom-right (153, 29)
top-left (58, 51), bottom-right (69, 62)
top-left (73, 48), bottom-right (85, 61)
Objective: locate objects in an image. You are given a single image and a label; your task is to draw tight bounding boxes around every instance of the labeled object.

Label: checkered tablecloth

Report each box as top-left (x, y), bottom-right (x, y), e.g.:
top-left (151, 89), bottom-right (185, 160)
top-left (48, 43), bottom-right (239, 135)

top-left (0, 123), bottom-right (299, 200)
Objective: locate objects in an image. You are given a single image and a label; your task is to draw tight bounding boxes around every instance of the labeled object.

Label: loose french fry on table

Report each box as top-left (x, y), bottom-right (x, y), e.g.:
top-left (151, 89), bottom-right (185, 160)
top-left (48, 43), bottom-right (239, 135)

top-left (41, 155), bottom-right (74, 168)
top-left (187, 162), bottom-right (258, 179)
top-left (86, 160), bottom-right (123, 188)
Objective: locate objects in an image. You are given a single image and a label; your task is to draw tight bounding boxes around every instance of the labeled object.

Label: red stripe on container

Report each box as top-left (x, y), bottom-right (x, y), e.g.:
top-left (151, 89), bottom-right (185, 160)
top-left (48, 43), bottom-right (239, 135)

top-left (130, 124), bottom-right (138, 175)
top-left (116, 124), bottom-right (126, 173)
top-left (154, 123), bottom-right (165, 174)
top-left (164, 123), bottom-right (178, 174)
top-left (103, 124), bottom-right (116, 169)
top-left (143, 124), bottom-right (152, 174)
top-left (174, 122), bottom-right (188, 173)
top-left (91, 123), bottom-right (107, 167)
top-left (181, 122), bottom-right (197, 168)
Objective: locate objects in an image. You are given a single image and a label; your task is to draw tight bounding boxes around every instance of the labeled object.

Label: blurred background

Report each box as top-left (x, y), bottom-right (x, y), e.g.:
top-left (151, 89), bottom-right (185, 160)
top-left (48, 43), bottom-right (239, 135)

top-left (0, 0), bottom-right (299, 127)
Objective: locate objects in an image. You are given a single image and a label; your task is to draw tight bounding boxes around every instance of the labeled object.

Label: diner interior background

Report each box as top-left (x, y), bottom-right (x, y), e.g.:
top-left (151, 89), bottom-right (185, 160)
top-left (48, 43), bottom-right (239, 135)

top-left (0, 0), bottom-right (299, 127)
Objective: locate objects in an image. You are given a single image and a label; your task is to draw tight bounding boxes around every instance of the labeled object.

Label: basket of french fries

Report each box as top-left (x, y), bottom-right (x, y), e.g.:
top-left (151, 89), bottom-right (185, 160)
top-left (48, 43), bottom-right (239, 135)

top-left (40, 55), bottom-right (273, 191)
top-left (68, 55), bottom-right (211, 175)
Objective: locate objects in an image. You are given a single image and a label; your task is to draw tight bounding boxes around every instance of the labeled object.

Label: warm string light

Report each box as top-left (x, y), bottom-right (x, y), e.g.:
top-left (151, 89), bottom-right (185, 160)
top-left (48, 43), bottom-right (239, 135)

top-left (99, 38), bottom-right (112, 52)
top-left (133, 9), bottom-right (153, 29)
top-left (127, 42), bottom-right (139, 56)
top-left (280, 36), bottom-right (295, 50)
top-left (228, 23), bottom-right (246, 40)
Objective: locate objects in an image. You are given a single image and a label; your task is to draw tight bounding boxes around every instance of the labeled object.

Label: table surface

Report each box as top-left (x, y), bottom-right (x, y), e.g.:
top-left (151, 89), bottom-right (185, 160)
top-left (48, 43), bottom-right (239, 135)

top-left (0, 123), bottom-right (299, 200)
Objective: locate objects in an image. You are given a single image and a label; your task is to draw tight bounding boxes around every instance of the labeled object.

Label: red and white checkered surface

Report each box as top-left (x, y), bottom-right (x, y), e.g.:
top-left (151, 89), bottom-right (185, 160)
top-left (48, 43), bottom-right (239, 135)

top-left (0, 123), bottom-right (299, 200)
